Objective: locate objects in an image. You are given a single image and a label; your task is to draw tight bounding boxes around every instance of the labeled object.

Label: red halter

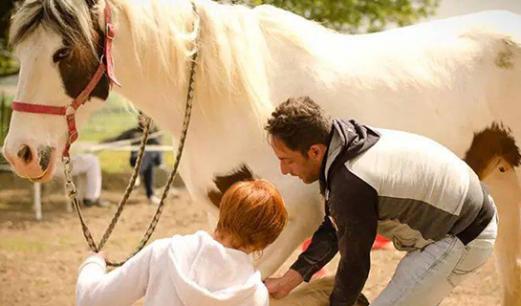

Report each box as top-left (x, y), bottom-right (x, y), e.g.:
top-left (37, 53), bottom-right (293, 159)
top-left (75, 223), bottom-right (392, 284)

top-left (11, 0), bottom-right (119, 157)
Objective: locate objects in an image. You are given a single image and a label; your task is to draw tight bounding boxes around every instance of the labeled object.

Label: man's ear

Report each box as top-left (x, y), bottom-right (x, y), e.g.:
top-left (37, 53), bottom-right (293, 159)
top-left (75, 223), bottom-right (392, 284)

top-left (308, 144), bottom-right (326, 160)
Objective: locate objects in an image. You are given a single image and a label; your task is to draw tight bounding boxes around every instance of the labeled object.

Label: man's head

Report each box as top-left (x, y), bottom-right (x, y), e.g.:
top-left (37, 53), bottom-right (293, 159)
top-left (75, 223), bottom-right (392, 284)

top-left (265, 96), bottom-right (331, 184)
top-left (215, 179), bottom-right (288, 253)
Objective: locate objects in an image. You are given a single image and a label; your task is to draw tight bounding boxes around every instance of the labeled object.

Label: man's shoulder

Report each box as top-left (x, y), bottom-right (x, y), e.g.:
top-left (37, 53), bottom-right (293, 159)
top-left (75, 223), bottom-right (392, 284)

top-left (329, 163), bottom-right (375, 191)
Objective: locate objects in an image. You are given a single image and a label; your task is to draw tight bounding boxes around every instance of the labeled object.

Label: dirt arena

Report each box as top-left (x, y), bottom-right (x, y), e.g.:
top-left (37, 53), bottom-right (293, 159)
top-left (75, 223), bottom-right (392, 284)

top-left (0, 172), bottom-right (501, 306)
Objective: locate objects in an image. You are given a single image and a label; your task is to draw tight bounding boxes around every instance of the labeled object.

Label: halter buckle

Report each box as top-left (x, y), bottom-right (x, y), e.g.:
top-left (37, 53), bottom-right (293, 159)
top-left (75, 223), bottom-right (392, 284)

top-left (65, 105), bottom-right (76, 116)
top-left (106, 23), bottom-right (116, 40)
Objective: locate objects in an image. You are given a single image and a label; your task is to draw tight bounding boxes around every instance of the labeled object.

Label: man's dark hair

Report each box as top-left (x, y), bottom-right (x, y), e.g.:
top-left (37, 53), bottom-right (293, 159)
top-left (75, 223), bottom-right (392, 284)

top-left (265, 96), bottom-right (331, 155)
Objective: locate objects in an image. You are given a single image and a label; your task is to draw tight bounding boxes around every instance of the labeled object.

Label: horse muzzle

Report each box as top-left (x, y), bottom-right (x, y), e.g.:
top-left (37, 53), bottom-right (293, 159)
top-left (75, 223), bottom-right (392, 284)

top-left (3, 142), bottom-right (57, 182)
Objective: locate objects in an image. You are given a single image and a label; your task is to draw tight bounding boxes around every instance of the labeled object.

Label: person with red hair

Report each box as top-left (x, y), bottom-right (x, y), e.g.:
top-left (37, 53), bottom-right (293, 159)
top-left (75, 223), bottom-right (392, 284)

top-left (76, 179), bottom-right (288, 306)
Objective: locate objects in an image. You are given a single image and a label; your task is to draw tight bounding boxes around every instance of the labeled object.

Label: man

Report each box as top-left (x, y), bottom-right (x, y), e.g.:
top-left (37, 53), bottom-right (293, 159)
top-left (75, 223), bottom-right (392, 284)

top-left (264, 96), bottom-right (497, 306)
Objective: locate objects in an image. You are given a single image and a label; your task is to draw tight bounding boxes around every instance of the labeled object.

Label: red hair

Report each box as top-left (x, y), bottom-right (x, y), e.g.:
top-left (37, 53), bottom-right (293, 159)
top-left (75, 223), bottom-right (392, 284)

top-left (216, 179), bottom-right (288, 252)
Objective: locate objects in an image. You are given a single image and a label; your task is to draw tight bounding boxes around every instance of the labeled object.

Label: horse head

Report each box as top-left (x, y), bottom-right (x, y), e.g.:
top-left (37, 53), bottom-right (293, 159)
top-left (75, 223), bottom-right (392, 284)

top-left (3, 0), bottom-right (112, 182)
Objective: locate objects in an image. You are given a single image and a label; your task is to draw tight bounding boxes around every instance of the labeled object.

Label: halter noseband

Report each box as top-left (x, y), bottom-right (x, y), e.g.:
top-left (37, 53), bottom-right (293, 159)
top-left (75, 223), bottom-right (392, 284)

top-left (11, 0), bottom-right (119, 157)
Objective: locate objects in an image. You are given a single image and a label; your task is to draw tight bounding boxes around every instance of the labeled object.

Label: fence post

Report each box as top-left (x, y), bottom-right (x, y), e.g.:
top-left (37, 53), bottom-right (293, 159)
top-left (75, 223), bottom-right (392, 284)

top-left (0, 92), bottom-right (5, 146)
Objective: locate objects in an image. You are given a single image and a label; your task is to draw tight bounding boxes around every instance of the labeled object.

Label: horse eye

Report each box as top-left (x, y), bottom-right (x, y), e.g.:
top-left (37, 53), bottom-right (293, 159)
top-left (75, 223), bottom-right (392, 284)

top-left (53, 48), bottom-right (71, 63)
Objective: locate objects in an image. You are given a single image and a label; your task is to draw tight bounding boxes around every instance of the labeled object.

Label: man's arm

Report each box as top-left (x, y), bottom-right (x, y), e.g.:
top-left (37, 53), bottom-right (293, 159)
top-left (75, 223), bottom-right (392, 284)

top-left (328, 168), bottom-right (378, 306)
top-left (265, 205), bottom-right (339, 298)
top-left (290, 210), bottom-right (339, 281)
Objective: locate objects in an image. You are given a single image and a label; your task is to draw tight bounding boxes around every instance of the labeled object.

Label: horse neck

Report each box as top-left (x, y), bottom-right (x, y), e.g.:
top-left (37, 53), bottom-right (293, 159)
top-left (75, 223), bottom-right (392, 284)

top-left (110, 0), bottom-right (273, 138)
top-left (107, 0), bottom-right (194, 134)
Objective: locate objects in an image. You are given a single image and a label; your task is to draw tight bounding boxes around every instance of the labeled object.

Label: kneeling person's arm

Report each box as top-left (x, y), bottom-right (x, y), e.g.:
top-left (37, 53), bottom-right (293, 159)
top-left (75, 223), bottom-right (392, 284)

top-left (76, 242), bottom-right (157, 306)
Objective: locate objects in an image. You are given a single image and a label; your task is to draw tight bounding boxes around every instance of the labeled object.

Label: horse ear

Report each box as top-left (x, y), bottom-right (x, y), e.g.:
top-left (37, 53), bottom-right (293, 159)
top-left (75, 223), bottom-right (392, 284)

top-left (85, 0), bottom-right (98, 8)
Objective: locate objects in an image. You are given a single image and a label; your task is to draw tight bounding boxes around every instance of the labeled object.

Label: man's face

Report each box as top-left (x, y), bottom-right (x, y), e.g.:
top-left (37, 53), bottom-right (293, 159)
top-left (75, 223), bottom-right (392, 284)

top-left (270, 136), bottom-right (325, 184)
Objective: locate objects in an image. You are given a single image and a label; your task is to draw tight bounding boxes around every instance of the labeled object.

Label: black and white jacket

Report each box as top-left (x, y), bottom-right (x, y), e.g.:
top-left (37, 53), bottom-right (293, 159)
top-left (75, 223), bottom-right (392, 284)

top-left (290, 119), bottom-right (495, 306)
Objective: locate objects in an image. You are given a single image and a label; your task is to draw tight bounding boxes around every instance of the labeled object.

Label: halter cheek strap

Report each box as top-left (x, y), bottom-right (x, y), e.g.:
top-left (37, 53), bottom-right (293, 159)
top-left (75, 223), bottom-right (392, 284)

top-left (11, 0), bottom-right (118, 157)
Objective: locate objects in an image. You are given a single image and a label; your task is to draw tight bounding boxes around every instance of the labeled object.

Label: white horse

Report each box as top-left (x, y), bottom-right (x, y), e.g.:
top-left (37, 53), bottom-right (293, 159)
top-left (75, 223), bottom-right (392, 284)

top-left (3, 0), bottom-right (521, 304)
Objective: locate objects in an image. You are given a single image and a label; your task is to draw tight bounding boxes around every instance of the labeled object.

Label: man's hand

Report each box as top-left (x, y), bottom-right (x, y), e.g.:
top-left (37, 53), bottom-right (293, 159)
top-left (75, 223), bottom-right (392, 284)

top-left (264, 269), bottom-right (304, 299)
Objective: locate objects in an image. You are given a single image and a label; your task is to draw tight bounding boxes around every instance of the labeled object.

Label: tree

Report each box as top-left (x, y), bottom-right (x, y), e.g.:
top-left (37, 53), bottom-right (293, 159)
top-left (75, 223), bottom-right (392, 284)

top-left (0, 0), bottom-right (19, 77)
top-left (245, 0), bottom-right (439, 33)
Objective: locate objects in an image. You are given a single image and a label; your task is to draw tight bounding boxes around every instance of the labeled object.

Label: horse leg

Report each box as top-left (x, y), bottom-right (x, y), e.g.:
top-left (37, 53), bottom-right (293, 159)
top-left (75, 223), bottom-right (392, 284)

top-left (257, 194), bottom-right (324, 278)
top-left (482, 159), bottom-right (521, 306)
top-left (257, 216), bottom-right (320, 278)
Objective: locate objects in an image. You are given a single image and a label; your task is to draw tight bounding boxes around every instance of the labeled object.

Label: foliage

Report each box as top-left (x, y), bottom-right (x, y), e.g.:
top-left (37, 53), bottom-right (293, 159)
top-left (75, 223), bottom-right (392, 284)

top-left (0, 42), bottom-right (19, 77)
top-left (0, 0), bottom-right (19, 76)
top-left (244, 0), bottom-right (439, 32)
top-left (0, 94), bottom-right (12, 164)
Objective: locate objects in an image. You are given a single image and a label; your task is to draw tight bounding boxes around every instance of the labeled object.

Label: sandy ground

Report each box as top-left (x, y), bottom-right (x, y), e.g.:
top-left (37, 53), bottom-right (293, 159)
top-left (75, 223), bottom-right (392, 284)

top-left (0, 172), bottom-right (502, 306)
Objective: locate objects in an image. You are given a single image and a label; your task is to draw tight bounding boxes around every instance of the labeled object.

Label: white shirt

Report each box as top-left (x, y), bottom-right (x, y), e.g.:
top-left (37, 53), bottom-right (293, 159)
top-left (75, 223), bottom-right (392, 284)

top-left (76, 231), bottom-right (269, 306)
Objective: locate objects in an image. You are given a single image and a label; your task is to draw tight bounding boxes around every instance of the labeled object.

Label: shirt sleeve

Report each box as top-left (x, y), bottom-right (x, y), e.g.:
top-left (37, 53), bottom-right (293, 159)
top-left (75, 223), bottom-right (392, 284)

top-left (76, 242), bottom-right (157, 306)
top-left (290, 202), bottom-right (339, 282)
top-left (328, 167), bottom-right (378, 306)
top-left (257, 282), bottom-right (270, 306)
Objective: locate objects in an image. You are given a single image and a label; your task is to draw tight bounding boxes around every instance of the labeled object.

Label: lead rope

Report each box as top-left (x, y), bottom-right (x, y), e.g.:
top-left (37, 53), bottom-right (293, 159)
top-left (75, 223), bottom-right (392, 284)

top-left (64, 1), bottom-right (199, 267)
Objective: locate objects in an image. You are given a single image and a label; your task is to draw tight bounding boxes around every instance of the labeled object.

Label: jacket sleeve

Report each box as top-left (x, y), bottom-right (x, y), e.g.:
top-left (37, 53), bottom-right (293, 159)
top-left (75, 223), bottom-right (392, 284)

top-left (328, 168), bottom-right (378, 306)
top-left (290, 202), bottom-right (339, 282)
top-left (76, 242), bottom-right (157, 306)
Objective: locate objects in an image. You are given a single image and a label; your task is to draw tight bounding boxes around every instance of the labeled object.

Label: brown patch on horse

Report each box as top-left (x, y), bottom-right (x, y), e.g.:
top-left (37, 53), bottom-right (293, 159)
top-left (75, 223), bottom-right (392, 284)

top-left (464, 122), bottom-right (521, 179)
top-left (10, 0), bottom-right (109, 100)
top-left (59, 35), bottom-right (110, 99)
top-left (207, 164), bottom-right (255, 208)
top-left (495, 38), bottom-right (516, 70)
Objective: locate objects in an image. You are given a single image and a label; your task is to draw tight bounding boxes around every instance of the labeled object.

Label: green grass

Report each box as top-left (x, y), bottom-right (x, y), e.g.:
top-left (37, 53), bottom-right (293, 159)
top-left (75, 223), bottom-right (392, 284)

top-left (1, 94), bottom-right (13, 141)
top-left (79, 93), bottom-right (139, 142)
top-left (78, 94), bottom-right (175, 173)
top-left (0, 237), bottom-right (50, 253)
top-left (97, 151), bottom-right (175, 174)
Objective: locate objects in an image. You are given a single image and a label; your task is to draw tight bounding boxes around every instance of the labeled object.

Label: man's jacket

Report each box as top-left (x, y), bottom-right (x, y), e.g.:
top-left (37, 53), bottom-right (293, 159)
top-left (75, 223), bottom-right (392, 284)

top-left (290, 119), bottom-right (495, 306)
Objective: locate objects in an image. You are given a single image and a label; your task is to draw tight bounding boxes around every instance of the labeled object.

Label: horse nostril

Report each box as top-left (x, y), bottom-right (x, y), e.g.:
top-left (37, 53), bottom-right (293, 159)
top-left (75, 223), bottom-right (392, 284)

top-left (17, 144), bottom-right (33, 164)
top-left (37, 145), bottom-right (54, 171)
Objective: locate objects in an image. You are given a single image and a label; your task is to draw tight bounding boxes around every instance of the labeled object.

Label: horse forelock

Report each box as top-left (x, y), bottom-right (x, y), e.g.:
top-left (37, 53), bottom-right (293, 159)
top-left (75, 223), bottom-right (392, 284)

top-left (10, 0), bottom-right (98, 58)
top-left (10, 0), bottom-right (109, 100)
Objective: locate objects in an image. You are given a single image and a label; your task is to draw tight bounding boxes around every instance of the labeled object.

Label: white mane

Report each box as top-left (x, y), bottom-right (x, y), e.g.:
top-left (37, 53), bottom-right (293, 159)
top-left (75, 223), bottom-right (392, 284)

top-left (114, 0), bottom-right (279, 122)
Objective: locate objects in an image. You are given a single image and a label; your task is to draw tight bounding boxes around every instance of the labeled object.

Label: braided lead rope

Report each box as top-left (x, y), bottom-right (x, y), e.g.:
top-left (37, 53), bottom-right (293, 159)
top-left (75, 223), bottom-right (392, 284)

top-left (65, 1), bottom-right (200, 267)
top-left (64, 115), bottom-right (151, 255)
top-left (108, 2), bottom-right (200, 267)
top-left (109, 46), bottom-right (198, 267)
top-left (64, 157), bottom-right (99, 252)
top-left (97, 116), bottom-right (151, 250)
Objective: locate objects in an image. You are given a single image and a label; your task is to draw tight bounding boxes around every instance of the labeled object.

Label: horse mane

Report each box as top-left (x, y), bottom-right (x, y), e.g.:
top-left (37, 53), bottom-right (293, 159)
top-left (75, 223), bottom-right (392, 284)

top-left (9, 0), bottom-right (339, 123)
top-left (113, 0), bottom-right (342, 123)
